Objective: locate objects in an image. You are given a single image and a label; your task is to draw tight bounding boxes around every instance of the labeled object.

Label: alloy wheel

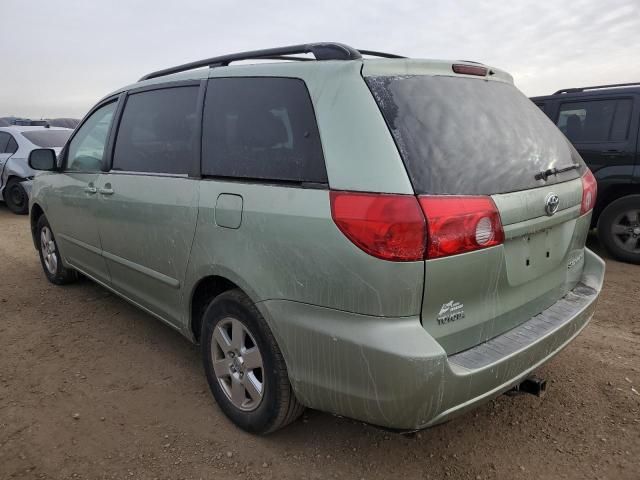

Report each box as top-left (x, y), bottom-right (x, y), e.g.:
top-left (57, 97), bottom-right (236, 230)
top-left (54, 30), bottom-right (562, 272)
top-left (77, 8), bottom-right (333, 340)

top-left (611, 209), bottom-right (640, 254)
top-left (40, 226), bottom-right (58, 275)
top-left (211, 317), bottom-right (264, 411)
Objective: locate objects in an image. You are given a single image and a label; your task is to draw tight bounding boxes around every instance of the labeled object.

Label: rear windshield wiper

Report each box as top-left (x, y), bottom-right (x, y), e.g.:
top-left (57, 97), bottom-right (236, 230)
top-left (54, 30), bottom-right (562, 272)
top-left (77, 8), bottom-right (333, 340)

top-left (535, 163), bottom-right (580, 182)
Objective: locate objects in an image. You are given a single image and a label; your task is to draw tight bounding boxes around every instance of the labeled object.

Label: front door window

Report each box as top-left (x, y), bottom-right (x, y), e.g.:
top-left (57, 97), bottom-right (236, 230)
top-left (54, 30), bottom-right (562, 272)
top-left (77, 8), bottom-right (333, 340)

top-left (66, 102), bottom-right (117, 172)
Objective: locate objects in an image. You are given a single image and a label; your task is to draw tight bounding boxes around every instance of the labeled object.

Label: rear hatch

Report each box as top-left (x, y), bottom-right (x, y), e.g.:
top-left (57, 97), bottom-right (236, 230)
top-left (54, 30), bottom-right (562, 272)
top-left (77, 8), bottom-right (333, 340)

top-left (365, 65), bottom-right (591, 354)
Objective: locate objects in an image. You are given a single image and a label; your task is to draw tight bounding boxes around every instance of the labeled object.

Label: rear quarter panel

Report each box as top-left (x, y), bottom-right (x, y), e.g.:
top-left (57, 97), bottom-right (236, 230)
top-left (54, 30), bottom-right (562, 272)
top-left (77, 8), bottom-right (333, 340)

top-left (182, 62), bottom-right (425, 333)
top-left (184, 182), bottom-right (424, 324)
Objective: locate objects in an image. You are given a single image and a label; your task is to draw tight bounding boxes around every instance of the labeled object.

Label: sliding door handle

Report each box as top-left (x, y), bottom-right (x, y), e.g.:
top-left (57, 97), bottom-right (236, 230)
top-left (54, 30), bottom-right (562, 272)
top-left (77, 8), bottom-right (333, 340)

top-left (99, 184), bottom-right (114, 195)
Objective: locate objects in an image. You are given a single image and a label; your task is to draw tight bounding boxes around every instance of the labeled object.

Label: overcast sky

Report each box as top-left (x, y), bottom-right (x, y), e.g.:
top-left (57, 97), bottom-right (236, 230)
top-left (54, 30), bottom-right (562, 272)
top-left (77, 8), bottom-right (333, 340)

top-left (2, 0), bottom-right (639, 118)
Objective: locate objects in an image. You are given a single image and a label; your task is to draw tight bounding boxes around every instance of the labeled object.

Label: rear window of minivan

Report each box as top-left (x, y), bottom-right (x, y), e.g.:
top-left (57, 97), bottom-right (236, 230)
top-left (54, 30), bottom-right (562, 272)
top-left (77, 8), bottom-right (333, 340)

top-left (366, 76), bottom-right (582, 195)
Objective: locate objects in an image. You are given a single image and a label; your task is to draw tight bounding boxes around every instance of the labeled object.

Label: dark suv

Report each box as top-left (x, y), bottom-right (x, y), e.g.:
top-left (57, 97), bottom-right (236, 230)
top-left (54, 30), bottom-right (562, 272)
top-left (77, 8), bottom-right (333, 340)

top-left (532, 83), bottom-right (640, 264)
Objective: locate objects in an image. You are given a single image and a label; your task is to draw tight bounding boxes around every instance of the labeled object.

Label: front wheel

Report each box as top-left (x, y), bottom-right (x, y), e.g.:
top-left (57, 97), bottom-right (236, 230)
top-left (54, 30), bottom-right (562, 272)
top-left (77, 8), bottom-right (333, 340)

top-left (4, 178), bottom-right (29, 214)
top-left (201, 289), bottom-right (304, 434)
top-left (36, 215), bottom-right (78, 284)
top-left (598, 195), bottom-right (640, 264)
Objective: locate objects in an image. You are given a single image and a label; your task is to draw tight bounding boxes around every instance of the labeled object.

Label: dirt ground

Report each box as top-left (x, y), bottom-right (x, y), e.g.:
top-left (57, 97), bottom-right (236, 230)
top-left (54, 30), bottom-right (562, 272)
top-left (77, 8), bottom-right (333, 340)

top-left (0, 205), bottom-right (638, 480)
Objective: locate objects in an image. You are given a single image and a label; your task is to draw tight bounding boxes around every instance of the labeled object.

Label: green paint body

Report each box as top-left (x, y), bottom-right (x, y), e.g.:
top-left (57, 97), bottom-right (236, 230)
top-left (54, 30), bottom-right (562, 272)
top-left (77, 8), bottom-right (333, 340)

top-left (30, 58), bottom-right (605, 429)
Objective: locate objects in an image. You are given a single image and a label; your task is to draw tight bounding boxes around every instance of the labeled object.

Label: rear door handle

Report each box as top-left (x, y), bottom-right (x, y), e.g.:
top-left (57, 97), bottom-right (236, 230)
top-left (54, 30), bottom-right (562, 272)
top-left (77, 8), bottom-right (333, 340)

top-left (603, 150), bottom-right (622, 157)
top-left (85, 186), bottom-right (97, 194)
top-left (99, 187), bottom-right (114, 196)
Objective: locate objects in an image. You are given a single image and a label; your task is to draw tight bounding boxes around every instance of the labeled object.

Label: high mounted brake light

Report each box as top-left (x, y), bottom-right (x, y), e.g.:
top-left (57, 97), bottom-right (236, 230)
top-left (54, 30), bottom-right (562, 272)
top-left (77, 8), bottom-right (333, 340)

top-left (452, 64), bottom-right (488, 76)
top-left (330, 191), bottom-right (504, 261)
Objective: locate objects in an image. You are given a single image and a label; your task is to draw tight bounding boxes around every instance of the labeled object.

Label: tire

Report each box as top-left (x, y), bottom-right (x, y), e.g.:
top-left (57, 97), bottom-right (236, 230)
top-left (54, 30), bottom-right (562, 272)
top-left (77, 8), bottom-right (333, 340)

top-left (4, 178), bottom-right (29, 215)
top-left (201, 289), bottom-right (304, 434)
top-left (36, 215), bottom-right (78, 284)
top-left (597, 195), bottom-right (640, 264)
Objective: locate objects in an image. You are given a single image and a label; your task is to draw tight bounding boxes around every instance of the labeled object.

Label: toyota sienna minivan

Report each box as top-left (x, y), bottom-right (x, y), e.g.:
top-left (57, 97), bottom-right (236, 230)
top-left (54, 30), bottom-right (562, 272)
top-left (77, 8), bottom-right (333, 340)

top-left (27, 43), bottom-right (605, 434)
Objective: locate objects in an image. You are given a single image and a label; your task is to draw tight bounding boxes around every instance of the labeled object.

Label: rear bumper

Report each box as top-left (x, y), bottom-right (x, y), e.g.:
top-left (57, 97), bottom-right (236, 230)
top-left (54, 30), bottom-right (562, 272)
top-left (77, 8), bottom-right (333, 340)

top-left (258, 248), bottom-right (605, 430)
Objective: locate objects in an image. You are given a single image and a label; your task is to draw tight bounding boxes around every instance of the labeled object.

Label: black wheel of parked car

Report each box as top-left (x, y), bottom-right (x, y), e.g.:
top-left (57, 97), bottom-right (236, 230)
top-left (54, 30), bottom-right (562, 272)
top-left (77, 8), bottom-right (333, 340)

top-left (598, 195), bottom-right (640, 264)
top-left (201, 289), bottom-right (304, 434)
top-left (4, 178), bottom-right (29, 215)
top-left (36, 215), bottom-right (78, 284)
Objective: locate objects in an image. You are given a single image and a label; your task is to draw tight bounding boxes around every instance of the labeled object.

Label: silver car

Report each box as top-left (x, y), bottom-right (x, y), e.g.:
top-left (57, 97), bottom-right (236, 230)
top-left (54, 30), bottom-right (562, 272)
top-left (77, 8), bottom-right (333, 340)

top-left (0, 126), bottom-right (72, 214)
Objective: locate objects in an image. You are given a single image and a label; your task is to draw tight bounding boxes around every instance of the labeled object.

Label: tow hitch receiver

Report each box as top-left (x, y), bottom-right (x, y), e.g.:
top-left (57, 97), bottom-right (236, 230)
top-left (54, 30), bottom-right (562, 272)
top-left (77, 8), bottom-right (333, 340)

top-left (508, 375), bottom-right (547, 397)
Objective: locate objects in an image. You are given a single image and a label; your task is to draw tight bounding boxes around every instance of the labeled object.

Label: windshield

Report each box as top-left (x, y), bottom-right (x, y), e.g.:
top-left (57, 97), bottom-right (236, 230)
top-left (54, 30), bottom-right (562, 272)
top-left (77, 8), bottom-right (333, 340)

top-left (366, 75), bottom-right (582, 195)
top-left (21, 129), bottom-right (72, 148)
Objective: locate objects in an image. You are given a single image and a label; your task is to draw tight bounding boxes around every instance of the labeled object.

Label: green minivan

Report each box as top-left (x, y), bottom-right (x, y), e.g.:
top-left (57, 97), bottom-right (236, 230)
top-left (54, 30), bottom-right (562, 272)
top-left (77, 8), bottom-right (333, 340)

top-left (28, 43), bottom-right (605, 434)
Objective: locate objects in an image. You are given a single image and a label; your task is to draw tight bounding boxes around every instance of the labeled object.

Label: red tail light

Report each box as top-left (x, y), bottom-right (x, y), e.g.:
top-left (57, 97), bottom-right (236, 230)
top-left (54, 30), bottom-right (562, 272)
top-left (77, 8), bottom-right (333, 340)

top-left (580, 169), bottom-right (597, 215)
top-left (418, 196), bottom-right (504, 259)
top-left (330, 191), bottom-right (505, 262)
top-left (330, 191), bottom-right (426, 261)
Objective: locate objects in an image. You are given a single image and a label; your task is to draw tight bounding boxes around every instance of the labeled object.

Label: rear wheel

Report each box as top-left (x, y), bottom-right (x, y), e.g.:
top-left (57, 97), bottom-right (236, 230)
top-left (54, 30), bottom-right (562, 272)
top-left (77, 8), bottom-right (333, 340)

top-left (201, 289), bottom-right (304, 434)
top-left (36, 215), bottom-right (78, 284)
top-left (4, 178), bottom-right (28, 215)
top-left (598, 195), bottom-right (640, 264)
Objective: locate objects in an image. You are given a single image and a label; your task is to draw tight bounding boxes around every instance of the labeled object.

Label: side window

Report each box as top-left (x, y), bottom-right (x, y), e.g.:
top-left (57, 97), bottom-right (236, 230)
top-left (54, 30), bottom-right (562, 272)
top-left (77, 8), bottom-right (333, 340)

top-left (0, 132), bottom-right (10, 153)
top-left (66, 101), bottom-right (117, 171)
top-left (610, 99), bottom-right (632, 141)
top-left (6, 136), bottom-right (18, 154)
top-left (557, 99), bottom-right (633, 143)
top-left (202, 77), bottom-right (327, 183)
top-left (112, 86), bottom-right (199, 174)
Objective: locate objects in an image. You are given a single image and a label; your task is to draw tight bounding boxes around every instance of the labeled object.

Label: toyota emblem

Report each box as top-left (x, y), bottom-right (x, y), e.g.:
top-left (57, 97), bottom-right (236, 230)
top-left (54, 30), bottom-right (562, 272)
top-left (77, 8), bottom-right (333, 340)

top-left (545, 193), bottom-right (560, 216)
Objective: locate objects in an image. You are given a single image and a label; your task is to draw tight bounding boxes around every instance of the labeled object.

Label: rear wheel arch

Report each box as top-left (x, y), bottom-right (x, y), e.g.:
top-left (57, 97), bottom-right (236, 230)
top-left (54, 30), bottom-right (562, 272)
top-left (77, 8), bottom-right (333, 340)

top-left (190, 275), bottom-right (240, 343)
top-left (4, 175), bottom-right (27, 192)
top-left (3, 176), bottom-right (29, 214)
top-left (4, 174), bottom-right (25, 187)
top-left (593, 183), bottom-right (640, 225)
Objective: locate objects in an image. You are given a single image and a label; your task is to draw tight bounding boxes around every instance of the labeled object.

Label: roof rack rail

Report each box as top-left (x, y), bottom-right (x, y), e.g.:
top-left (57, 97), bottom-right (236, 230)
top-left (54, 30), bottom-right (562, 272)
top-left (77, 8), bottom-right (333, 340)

top-left (138, 43), bottom-right (408, 81)
top-left (358, 50), bottom-right (406, 59)
top-left (554, 82), bottom-right (640, 95)
top-left (139, 42), bottom-right (363, 81)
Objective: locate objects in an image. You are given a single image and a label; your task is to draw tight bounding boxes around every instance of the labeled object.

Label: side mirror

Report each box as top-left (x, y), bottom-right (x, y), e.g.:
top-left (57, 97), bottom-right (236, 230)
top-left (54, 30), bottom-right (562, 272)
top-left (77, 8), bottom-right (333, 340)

top-left (29, 149), bottom-right (58, 171)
